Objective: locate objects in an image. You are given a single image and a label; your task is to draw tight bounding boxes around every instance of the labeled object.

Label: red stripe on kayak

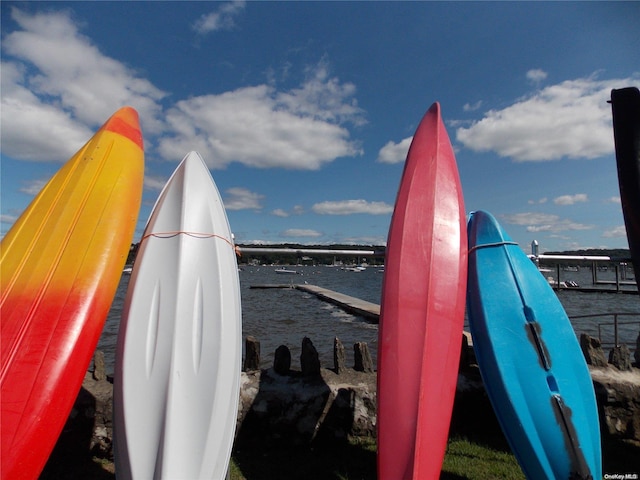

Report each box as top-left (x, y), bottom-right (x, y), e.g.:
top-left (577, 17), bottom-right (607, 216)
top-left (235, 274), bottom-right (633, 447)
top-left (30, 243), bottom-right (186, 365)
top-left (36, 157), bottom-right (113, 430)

top-left (103, 107), bottom-right (144, 150)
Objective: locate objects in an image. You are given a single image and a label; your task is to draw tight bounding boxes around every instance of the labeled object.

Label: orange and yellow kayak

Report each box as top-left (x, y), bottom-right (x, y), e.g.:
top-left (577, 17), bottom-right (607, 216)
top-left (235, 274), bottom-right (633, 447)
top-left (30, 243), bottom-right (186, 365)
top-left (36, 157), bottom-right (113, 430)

top-left (1, 107), bottom-right (144, 479)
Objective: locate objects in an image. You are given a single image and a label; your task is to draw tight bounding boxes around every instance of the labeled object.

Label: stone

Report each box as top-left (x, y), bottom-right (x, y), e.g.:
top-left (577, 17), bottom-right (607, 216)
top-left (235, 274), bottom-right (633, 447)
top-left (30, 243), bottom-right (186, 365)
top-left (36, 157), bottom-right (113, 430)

top-left (43, 348), bottom-right (640, 477)
top-left (273, 345), bottom-right (291, 375)
top-left (244, 336), bottom-right (260, 371)
top-left (635, 331), bottom-right (640, 366)
top-left (334, 337), bottom-right (346, 374)
top-left (234, 368), bottom-right (377, 449)
top-left (354, 342), bottom-right (373, 373)
top-left (301, 337), bottom-right (321, 376)
top-left (580, 333), bottom-right (608, 367)
top-left (92, 350), bottom-right (106, 381)
top-left (609, 344), bottom-right (632, 371)
top-left (591, 367), bottom-right (640, 443)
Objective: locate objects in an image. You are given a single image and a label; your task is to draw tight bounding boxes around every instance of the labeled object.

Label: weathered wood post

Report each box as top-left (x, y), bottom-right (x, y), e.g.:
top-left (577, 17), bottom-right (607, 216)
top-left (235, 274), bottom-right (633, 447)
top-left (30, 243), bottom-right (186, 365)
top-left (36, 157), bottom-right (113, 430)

top-left (334, 337), bottom-right (346, 374)
top-left (274, 345), bottom-right (291, 374)
top-left (301, 337), bottom-right (321, 376)
top-left (244, 336), bottom-right (260, 371)
top-left (354, 342), bottom-right (373, 372)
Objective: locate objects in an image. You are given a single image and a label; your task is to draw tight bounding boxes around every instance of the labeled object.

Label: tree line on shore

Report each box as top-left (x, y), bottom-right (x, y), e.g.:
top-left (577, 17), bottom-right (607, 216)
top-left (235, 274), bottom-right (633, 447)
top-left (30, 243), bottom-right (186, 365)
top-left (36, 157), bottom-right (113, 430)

top-left (125, 243), bottom-right (631, 267)
top-left (126, 243), bottom-right (386, 266)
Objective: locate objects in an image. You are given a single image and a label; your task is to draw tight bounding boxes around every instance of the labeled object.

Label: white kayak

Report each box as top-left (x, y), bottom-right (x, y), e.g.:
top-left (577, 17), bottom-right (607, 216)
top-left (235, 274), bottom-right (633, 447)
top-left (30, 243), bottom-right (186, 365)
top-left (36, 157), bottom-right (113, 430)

top-left (114, 151), bottom-right (242, 479)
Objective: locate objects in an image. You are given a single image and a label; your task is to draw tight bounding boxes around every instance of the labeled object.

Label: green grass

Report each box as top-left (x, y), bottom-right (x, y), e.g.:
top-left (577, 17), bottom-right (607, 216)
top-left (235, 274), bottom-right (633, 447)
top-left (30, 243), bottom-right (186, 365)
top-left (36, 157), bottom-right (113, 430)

top-left (441, 437), bottom-right (525, 480)
top-left (229, 435), bottom-right (525, 480)
top-left (44, 431), bottom-right (638, 479)
top-left (229, 434), bottom-right (640, 479)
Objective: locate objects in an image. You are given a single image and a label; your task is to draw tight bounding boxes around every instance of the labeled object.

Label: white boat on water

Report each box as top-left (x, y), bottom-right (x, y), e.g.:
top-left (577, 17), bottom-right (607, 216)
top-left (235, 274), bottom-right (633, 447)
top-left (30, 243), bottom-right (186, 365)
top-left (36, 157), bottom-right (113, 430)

top-left (275, 268), bottom-right (298, 274)
top-left (342, 265), bottom-right (367, 272)
top-left (546, 277), bottom-right (580, 288)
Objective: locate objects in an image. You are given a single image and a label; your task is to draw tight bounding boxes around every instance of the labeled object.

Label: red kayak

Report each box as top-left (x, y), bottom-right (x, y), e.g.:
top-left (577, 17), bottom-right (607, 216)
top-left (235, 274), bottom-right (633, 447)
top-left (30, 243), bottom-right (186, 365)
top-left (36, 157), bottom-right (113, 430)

top-left (1, 107), bottom-right (144, 479)
top-left (377, 102), bottom-right (467, 479)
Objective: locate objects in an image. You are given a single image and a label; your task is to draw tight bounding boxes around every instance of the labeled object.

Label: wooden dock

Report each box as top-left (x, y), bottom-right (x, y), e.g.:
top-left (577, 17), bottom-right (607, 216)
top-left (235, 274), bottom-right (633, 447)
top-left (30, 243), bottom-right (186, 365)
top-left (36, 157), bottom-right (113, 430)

top-left (296, 284), bottom-right (380, 322)
top-left (250, 283), bottom-right (380, 322)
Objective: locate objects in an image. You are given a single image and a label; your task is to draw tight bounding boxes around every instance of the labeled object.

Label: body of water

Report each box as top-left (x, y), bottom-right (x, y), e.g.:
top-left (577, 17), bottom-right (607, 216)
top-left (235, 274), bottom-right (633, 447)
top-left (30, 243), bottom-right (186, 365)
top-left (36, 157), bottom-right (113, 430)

top-left (98, 264), bottom-right (640, 374)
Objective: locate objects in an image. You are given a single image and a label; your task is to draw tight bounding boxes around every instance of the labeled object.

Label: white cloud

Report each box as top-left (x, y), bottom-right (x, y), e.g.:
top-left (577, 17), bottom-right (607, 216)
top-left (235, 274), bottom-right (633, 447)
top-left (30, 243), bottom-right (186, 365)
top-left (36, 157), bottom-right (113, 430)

top-left (602, 225), bottom-right (626, 238)
top-left (503, 212), bottom-right (560, 226)
top-left (281, 228), bottom-right (322, 238)
top-left (528, 197), bottom-right (548, 205)
top-left (501, 212), bottom-right (593, 232)
top-left (192, 1), bottom-right (246, 34)
top-left (377, 137), bottom-right (412, 164)
top-left (312, 199), bottom-right (394, 215)
top-left (1, 214), bottom-right (19, 225)
top-left (606, 196), bottom-right (621, 204)
top-left (463, 101), bottom-right (483, 112)
top-left (1, 8), bottom-right (166, 162)
top-left (553, 193), bottom-right (588, 205)
top-left (271, 209), bottom-right (289, 217)
top-left (528, 221), bottom-right (592, 232)
top-left (280, 59), bottom-right (366, 127)
top-left (526, 69), bottom-right (548, 85)
top-left (224, 187), bottom-right (264, 211)
top-left (157, 65), bottom-right (365, 169)
top-left (1, 9), bottom-right (365, 173)
top-left (1, 61), bottom-right (94, 161)
top-left (456, 74), bottom-right (638, 162)
top-left (144, 175), bottom-right (168, 192)
top-left (342, 235), bottom-right (387, 246)
top-left (19, 178), bottom-right (48, 196)
top-left (271, 205), bottom-right (306, 217)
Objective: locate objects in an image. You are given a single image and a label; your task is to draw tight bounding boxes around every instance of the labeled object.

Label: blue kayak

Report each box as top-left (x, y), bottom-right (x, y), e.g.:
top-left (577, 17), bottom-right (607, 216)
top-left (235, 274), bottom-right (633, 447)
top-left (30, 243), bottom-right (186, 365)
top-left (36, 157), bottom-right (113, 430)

top-left (466, 210), bottom-right (601, 480)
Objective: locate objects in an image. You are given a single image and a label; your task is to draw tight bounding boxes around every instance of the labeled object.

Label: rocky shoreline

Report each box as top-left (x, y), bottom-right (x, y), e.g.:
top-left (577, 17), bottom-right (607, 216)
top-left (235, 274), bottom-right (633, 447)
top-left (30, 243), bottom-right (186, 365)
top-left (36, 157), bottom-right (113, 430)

top-left (40, 334), bottom-right (640, 478)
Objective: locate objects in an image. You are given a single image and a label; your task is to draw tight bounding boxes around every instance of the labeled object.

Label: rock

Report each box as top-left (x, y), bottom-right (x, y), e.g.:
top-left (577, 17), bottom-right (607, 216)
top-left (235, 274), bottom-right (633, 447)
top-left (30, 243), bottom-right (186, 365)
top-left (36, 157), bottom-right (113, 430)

top-left (590, 366), bottom-right (640, 443)
top-left (354, 342), bottom-right (373, 373)
top-left (273, 345), bottom-right (291, 375)
top-left (609, 344), bottom-right (633, 371)
top-left (92, 350), bottom-right (106, 381)
top-left (44, 347), bottom-right (640, 476)
top-left (84, 375), bottom-right (114, 459)
top-left (580, 333), bottom-right (608, 367)
top-left (244, 336), bottom-right (260, 371)
top-left (301, 337), bottom-right (321, 376)
top-left (235, 368), bottom-right (377, 448)
top-left (635, 331), bottom-right (640, 366)
top-left (334, 337), bottom-right (346, 374)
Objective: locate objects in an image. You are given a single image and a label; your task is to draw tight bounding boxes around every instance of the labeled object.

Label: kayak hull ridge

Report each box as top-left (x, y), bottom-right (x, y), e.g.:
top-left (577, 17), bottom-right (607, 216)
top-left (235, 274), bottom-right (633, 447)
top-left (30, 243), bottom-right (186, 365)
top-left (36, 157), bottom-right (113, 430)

top-left (377, 102), bottom-right (467, 479)
top-left (1, 107), bottom-right (144, 479)
top-left (466, 210), bottom-right (601, 480)
top-left (114, 151), bottom-right (242, 479)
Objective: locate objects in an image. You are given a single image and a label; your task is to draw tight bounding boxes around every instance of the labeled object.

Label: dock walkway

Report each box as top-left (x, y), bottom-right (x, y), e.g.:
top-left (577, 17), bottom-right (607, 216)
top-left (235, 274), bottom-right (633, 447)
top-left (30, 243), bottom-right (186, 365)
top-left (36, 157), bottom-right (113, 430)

top-left (296, 284), bottom-right (380, 322)
top-left (250, 283), bottom-right (380, 322)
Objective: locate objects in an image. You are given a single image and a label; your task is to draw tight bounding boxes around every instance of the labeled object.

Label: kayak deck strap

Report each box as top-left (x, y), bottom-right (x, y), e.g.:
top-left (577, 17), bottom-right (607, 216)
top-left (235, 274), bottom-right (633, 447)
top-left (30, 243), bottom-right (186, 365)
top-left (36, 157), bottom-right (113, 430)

top-left (551, 395), bottom-right (593, 480)
top-left (525, 321), bottom-right (551, 371)
top-left (469, 241), bottom-right (519, 254)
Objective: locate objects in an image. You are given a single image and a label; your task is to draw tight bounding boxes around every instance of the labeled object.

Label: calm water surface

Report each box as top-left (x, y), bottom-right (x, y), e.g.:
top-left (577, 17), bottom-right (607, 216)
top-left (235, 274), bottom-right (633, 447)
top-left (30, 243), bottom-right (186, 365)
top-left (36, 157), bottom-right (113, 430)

top-left (98, 264), bottom-right (640, 374)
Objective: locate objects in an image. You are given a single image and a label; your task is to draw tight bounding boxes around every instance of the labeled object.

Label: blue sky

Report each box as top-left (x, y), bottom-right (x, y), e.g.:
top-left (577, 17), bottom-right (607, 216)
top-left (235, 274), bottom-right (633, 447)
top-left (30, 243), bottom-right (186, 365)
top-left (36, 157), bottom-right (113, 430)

top-left (1, 1), bottom-right (639, 253)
